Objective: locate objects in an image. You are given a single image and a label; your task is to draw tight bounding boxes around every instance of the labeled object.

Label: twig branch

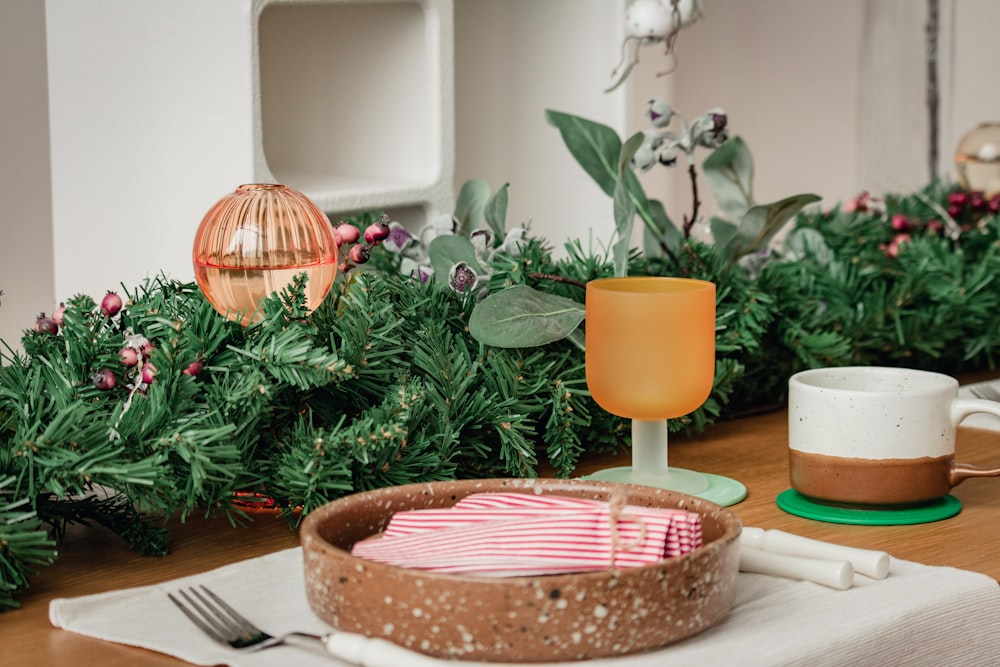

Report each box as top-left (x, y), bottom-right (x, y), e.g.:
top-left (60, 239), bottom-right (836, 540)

top-left (682, 163), bottom-right (701, 237)
top-left (527, 273), bottom-right (587, 289)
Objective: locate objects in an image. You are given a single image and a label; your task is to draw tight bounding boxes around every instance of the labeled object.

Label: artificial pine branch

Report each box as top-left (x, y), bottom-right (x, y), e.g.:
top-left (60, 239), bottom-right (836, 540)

top-left (2, 181), bottom-right (1000, 610)
top-left (0, 476), bottom-right (57, 610)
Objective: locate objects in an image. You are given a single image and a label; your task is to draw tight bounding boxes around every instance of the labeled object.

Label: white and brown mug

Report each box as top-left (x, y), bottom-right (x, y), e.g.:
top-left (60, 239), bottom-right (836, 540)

top-left (788, 366), bottom-right (1000, 506)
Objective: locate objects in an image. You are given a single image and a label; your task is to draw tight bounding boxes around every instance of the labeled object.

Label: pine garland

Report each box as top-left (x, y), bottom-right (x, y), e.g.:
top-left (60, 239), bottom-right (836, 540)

top-left (2, 181), bottom-right (999, 609)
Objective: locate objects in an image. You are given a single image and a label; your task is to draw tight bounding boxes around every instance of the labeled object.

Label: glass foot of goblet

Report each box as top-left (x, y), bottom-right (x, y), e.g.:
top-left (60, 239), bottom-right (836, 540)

top-left (580, 421), bottom-right (747, 506)
top-left (582, 467), bottom-right (747, 507)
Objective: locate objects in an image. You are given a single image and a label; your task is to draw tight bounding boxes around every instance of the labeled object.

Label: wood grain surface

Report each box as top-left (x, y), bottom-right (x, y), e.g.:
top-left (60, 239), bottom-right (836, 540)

top-left (7, 408), bottom-right (1000, 665)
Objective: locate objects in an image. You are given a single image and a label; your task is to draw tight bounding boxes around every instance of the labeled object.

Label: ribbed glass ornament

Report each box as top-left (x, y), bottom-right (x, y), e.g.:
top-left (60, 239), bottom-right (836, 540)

top-left (955, 123), bottom-right (1000, 196)
top-left (192, 183), bottom-right (338, 324)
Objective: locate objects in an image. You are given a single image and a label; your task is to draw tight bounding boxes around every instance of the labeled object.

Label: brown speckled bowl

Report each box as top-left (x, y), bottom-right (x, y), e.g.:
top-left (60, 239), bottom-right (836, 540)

top-left (300, 478), bottom-right (741, 662)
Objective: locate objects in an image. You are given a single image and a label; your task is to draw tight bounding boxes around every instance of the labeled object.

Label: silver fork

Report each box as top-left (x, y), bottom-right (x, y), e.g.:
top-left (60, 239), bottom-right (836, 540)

top-left (168, 586), bottom-right (323, 651)
top-left (168, 585), bottom-right (436, 666)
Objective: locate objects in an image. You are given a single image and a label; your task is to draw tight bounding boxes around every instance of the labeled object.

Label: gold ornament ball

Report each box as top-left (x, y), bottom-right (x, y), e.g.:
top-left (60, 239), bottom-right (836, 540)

top-left (955, 122), bottom-right (1000, 196)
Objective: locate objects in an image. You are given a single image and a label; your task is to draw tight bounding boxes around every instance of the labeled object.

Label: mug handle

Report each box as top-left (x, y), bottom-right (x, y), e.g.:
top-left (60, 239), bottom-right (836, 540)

top-left (950, 397), bottom-right (1000, 485)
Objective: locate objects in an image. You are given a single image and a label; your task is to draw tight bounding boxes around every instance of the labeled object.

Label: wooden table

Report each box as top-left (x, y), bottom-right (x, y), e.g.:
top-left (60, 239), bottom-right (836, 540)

top-left (7, 409), bottom-right (1000, 665)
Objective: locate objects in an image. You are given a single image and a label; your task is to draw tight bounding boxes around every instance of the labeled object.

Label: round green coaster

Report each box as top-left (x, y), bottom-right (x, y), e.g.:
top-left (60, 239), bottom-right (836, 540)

top-left (581, 467), bottom-right (747, 507)
top-left (776, 489), bottom-right (961, 525)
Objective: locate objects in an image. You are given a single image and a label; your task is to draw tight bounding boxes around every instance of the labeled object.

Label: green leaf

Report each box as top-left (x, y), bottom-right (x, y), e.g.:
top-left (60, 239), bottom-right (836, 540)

top-left (428, 235), bottom-right (484, 284)
top-left (782, 227), bottom-right (834, 264)
top-left (641, 199), bottom-right (684, 258)
top-left (702, 136), bottom-right (755, 219)
top-left (453, 179), bottom-right (491, 235)
top-left (547, 109), bottom-right (682, 259)
top-left (709, 216), bottom-right (739, 250)
top-left (469, 285), bottom-right (585, 348)
top-left (723, 193), bottom-right (822, 261)
top-left (484, 183), bottom-right (510, 241)
top-left (612, 132), bottom-right (643, 277)
top-left (545, 110), bottom-right (621, 196)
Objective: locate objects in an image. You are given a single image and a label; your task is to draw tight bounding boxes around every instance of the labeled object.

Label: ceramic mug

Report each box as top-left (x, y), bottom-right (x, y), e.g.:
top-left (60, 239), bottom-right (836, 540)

top-left (787, 366), bottom-right (1000, 506)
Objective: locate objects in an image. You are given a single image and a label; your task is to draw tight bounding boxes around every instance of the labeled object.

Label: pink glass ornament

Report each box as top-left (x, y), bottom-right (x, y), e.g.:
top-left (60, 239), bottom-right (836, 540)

top-left (193, 184), bottom-right (338, 324)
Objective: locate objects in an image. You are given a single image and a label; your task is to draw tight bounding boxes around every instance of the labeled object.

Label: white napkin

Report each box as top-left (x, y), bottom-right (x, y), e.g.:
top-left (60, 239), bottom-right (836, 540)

top-left (50, 546), bottom-right (1000, 667)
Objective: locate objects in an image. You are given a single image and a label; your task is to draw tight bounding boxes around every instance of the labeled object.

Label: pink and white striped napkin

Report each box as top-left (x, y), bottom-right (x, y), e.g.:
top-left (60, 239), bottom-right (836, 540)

top-left (351, 492), bottom-right (702, 576)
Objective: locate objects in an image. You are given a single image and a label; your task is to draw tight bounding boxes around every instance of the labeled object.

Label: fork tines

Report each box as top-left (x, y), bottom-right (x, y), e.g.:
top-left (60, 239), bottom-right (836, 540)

top-left (168, 586), bottom-right (265, 648)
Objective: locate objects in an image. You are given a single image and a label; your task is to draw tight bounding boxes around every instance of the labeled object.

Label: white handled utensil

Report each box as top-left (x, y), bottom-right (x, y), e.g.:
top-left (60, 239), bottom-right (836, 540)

top-left (741, 527), bottom-right (890, 580)
top-left (738, 546), bottom-right (853, 590)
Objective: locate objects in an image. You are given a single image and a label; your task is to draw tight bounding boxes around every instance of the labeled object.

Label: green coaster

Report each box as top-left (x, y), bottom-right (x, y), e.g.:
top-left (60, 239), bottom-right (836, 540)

top-left (581, 467), bottom-right (747, 507)
top-left (776, 489), bottom-right (962, 525)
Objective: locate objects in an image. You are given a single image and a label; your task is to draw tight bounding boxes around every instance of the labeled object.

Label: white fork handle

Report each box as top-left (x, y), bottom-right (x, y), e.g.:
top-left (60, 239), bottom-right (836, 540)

top-left (739, 547), bottom-right (854, 590)
top-left (324, 632), bottom-right (446, 667)
top-left (741, 527), bottom-right (890, 579)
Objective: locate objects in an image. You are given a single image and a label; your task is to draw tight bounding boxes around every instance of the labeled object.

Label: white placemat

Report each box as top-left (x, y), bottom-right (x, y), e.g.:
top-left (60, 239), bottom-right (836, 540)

top-left (50, 546), bottom-right (1000, 667)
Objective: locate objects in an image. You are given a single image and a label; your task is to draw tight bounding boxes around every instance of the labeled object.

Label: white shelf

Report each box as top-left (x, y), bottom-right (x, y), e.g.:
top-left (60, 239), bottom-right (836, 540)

top-left (258, 1), bottom-right (450, 211)
top-left (45, 0), bottom-right (454, 301)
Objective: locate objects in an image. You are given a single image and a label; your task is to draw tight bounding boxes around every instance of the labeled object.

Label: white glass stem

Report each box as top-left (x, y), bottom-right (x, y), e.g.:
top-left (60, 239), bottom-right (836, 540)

top-left (631, 419), bottom-right (669, 474)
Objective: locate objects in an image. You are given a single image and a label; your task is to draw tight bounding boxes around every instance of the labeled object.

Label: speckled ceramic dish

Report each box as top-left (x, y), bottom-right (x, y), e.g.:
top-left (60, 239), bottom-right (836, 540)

top-left (300, 478), bottom-right (741, 662)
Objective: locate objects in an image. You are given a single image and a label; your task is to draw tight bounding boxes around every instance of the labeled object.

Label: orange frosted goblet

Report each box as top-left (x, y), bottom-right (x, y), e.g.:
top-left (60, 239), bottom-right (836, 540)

top-left (585, 277), bottom-right (745, 505)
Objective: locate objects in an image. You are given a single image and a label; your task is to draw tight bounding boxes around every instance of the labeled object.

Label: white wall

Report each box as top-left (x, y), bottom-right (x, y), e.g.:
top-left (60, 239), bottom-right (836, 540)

top-left (2, 0), bottom-right (999, 350)
top-left (453, 0), bottom-right (630, 250)
top-left (664, 0), bottom-right (1000, 215)
top-left (0, 0), bottom-right (53, 349)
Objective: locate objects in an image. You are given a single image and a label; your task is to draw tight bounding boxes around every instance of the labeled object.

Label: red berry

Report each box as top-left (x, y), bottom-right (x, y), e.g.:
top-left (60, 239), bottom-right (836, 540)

top-left (53, 302), bottom-right (67, 326)
top-left (349, 244), bottom-right (371, 264)
top-left (140, 340), bottom-right (155, 360)
top-left (889, 214), bottom-right (910, 232)
top-left (335, 223), bottom-right (361, 245)
top-left (926, 219), bottom-right (944, 234)
top-left (182, 359), bottom-right (203, 377)
top-left (947, 191), bottom-right (969, 207)
top-left (92, 368), bottom-right (116, 390)
top-left (34, 313), bottom-right (58, 334)
top-left (101, 291), bottom-right (123, 317)
top-left (140, 362), bottom-right (157, 385)
top-left (363, 221), bottom-right (390, 245)
top-left (947, 204), bottom-right (962, 218)
top-left (882, 233), bottom-right (911, 259)
top-left (119, 347), bottom-right (140, 367)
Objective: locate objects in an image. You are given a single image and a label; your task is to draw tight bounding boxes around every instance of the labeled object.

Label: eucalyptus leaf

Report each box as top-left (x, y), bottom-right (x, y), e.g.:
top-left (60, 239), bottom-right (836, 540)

top-left (469, 285), bottom-right (585, 348)
top-left (702, 136), bottom-right (755, 219)
top-left (454, 179), bottom-right (491, 235)
top-left (782, 227), bottom-right (834, 264)
top-left (722, 193), bottom-right (822, 261)
top-left (545, 110), bottom-right (621, 196)
top-left (641, 199), bottom-right (683, 258)
top-left (613, 133), bottom-right (644, 277)
top-left (547, 109), bottom-right (682, 260)
top-left (709, 216), bottom-right (739, 251)
top-left (484, 183), bottom-right (509, 241)
top-left (428, 235), bottom-right (484, 284)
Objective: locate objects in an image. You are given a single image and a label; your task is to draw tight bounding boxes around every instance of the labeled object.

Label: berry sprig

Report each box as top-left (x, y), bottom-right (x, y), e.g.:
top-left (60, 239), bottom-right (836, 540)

top-left (946, 190), bottom-right (1000, 230)
top-left (31, 289), bottom-right (203, 395)
top-left (332, 213), bottom-right (391, 280)
top-left (106, 332), bottom-right (157, 394)
top-left (873, 188), bottom-right (1000, 259)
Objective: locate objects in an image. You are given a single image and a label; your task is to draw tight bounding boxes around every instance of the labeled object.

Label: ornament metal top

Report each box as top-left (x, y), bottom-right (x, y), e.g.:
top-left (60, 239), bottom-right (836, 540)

top-left (955, 122), bottom-right (1000, 197)
top-left (192, 183), bottom-right (338, 324)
